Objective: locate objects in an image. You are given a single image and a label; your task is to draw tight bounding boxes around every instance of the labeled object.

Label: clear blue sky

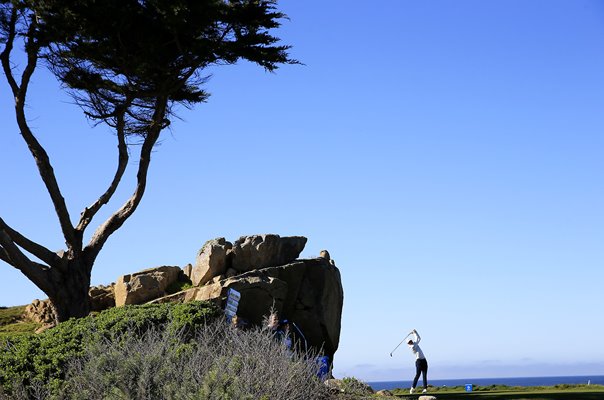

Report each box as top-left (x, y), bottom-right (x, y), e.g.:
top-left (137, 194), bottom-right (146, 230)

top-left (1, 0), bottom-right (603, 382)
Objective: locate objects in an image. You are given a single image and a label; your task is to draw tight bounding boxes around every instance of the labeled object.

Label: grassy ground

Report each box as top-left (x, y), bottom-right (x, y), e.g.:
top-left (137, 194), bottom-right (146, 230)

top-left (0, 306), bottom-right (25, 325)
top-left (0, 306), bottom-right (39, 338)
top-left (391, 384), bottom-right (604, 399)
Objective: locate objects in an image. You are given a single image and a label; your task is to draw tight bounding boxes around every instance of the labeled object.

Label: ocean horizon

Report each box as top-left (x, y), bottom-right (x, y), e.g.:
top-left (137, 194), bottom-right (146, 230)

top-left (369, 375), bottom-right (604, 391)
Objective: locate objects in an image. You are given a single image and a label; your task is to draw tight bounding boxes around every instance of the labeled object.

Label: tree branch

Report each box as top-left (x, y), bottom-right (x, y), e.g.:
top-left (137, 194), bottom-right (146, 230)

top-left (0, 245), bottom-right (12, 266)
top-left (0, 217), bottom-right (61, 266)
top-left (84, 96), bottom-right (168, 266)
top-left (11, 15), bottom-right (78, 250)
top-left (76, 105), bottom-right (129, 233)
top-left (0, 5), bottom-right (19, 96)
top-left (0, 228), bottom-right (52, 293)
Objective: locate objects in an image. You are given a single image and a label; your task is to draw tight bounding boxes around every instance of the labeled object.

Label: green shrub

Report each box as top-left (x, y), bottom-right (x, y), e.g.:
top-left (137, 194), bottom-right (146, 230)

top-left (0, 301), bottom-right (220, 395)
top-left (339, 377), bottom-right (374, 395)
top-left (61, 322), bottom-right (330, 400)
top-left (1, 301), bottom-right (330, 399)
top-left (90, 301), bottom-right (218, 336)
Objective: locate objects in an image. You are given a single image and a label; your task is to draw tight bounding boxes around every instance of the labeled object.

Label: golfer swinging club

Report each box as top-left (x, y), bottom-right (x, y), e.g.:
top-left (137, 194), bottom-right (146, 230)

top-left (407, 329), bottom-right (428, 394)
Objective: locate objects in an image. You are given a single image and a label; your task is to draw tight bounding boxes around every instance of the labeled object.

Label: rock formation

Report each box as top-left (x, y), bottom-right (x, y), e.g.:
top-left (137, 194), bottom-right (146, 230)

top-left (24, 299), bottom-right (56, 325)
top-left (24, 233), bottom-right (344, 366)
top-left (89, 284), bottom-right (115, 311)
top-left (189, 234), bottom-right (308, 282)
top-left (114, 266), bottom-right (181, 306)
top-left (190, 237), bottom-right (232, 286)
top-left (230, 234), bottom-right (307, 272)
top-left (157, 234), bottom-right (343, 363)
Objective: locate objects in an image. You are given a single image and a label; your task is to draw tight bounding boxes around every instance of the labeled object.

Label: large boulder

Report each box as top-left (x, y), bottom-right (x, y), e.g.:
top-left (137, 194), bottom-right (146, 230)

top-left (262, 258), bottom-right (344, 362)
top-left (114, 266), bottom-right (181, 307)
top-left (190, 238), bottom-right (232, 286)
top-left (159, 256), bottom-right (344, 362)
top-left (24, 299), bottom-right (56, 325)
top-left (230, 234), bottom-right (307, 272)
top-left (182, 263), bottom-right (193, 280)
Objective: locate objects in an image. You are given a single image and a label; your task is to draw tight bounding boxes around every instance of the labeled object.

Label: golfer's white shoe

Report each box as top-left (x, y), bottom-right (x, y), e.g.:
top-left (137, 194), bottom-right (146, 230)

top-left (409, 387), bottom-right (415, 394)
top-left (422, 389), bottom-right (428, 393)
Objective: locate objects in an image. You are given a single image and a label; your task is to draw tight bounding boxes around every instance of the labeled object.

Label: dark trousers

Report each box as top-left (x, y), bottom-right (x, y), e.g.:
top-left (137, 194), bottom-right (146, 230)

top-left (413, 358), bottom-right (428, 389)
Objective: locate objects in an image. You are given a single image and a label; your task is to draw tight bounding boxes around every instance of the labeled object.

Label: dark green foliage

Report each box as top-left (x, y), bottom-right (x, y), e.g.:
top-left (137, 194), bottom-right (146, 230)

top-left (0, 301), bottom-right (220, 394)
top-left (33, 0), bottom-right (296, 134)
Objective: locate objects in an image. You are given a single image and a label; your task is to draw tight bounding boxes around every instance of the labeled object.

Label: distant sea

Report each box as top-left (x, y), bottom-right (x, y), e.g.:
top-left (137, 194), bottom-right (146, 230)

top-left (369, 375), bottom-right (604, 391)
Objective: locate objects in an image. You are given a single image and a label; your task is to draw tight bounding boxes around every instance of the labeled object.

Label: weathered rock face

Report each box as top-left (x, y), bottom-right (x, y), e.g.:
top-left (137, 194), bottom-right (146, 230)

top-left (114, 266), bottom-right (181, 307)
top-left (190, 238), bottom-right (232, 286)
top-left (167, 256), bottom-right (344, 362)
top-left (183, 274), bottom-right (289, 323)
top-left (89, 284), bottom-right (115, 312)
top-left (24, 299), bottom-right (56, 325)
top-left (182, 264), bottom-right (193, 280)
top-left (189, 235), bottom-right (307, 278)
top-left (267, 258), bottom-right (343, 362)
top-left (231, 234), bottom-right (307, 272)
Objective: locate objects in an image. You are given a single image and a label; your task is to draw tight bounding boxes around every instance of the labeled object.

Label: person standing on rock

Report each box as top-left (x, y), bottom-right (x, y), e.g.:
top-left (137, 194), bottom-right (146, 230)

top-left (407, 329), bottom-right (428, 394)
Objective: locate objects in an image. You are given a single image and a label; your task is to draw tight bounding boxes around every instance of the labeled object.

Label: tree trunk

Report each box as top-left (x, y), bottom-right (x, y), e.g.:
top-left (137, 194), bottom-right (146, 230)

top-left (47, 258), bottom-right (92, 322)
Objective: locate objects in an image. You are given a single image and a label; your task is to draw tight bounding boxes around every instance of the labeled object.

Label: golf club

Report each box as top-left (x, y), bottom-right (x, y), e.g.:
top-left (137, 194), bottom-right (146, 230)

top-left (389, 331), bottom-right (414, 357)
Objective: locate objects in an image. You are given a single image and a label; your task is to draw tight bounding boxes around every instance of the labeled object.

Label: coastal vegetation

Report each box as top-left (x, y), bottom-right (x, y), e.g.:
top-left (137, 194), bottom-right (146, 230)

top-left (2, 305), bottom-right (603, 399)
top-left (0, 301), bottom-right (332, 399)
top-left (0, 306), bottom-right (39, 339)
